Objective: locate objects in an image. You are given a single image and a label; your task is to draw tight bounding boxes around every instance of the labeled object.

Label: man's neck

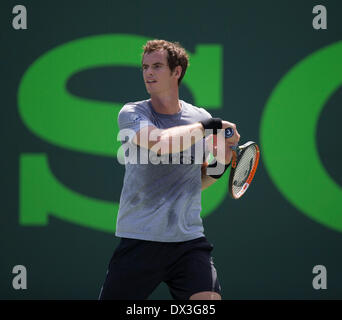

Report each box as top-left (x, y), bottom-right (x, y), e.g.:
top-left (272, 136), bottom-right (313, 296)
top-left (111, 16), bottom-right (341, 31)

top-left (150, 93), bottom-right (181, 115)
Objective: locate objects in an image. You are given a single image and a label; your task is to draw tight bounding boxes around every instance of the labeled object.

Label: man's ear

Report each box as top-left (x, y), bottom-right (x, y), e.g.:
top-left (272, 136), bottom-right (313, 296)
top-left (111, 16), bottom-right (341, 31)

top-left (174, 65), bottom-right (182, 79)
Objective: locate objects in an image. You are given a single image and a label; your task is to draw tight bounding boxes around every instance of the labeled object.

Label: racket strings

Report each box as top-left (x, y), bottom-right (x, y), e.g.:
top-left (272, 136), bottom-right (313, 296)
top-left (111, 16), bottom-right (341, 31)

top-left (232, 146), bottom-right (257, 195)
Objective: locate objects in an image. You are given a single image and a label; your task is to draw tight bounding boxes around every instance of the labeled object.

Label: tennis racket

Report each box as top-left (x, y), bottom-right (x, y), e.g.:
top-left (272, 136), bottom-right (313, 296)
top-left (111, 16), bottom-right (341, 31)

top-left (225, 128), bottom-right (260, 199)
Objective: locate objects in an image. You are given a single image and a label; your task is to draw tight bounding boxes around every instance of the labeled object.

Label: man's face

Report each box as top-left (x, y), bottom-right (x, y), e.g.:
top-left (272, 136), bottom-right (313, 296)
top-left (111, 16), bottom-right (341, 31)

top-left (142, 49), bottom-right (178, 95)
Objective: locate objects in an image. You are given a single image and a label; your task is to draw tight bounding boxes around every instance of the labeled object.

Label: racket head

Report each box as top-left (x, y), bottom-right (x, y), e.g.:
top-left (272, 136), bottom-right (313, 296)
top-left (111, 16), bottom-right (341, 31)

top-left (229, 141), bottom-right (260, 199)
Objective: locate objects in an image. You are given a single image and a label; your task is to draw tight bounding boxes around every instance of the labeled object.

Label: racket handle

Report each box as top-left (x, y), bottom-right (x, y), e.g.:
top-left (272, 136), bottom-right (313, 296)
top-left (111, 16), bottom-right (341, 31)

top-left (224, 127), bottom-right (234, 138)
top-left (224, 128), bottom-right (237, 150)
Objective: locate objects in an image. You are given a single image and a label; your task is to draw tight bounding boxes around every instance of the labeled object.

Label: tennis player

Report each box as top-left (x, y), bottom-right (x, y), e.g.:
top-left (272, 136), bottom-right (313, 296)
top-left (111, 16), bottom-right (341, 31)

top-left (99, 40), bottom-right (240, 300)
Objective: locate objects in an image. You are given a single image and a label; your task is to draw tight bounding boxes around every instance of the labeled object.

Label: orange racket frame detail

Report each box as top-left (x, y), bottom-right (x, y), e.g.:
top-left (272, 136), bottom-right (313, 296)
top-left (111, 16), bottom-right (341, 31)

top-left (230, 143), bottom-right (260, 199)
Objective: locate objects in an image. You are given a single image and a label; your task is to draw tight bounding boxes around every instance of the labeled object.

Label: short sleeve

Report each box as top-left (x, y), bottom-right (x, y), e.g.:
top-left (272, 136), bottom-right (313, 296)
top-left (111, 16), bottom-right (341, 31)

top-left (118, 105), bottom-right (156, 144)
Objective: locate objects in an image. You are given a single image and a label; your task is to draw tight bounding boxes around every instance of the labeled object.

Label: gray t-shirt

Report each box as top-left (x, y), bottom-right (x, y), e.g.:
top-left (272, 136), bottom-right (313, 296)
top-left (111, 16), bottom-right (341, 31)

top-left (116, 99), bottom-right (212, 242)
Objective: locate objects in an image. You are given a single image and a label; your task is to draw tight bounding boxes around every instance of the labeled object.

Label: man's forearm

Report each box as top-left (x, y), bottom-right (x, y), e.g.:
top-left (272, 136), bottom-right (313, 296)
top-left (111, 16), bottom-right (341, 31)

top-left (158, 122), bottom-right (205, 155)
top-left (201, 161), bottom-right (218, 191)
top-left (201, 174), bottom-right (218, 190)
top-left (133, 122), bottom-right (205, 155)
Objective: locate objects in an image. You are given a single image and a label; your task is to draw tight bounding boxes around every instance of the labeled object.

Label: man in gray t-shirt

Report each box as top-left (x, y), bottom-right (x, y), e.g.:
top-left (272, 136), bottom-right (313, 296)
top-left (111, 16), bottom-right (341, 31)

top-left (116, 98), bottom-right (212, 242)
top-left (99, 39), bottom-right (240, 301)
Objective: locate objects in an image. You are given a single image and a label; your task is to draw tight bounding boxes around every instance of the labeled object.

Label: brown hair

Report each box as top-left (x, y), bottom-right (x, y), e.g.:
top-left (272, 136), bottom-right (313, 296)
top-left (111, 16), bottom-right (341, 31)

top-left (142, 39), bottom-right (189, 85)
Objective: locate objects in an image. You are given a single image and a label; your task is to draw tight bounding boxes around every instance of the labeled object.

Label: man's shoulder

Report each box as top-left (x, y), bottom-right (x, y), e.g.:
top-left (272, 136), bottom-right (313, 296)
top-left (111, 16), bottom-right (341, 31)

top-left (117, 99), bottom-right (154, 126)
top-left (118, 100), bottom-right (153, 121)
top-left (181, 100), bottom-right (212, 119)
top-left (120, 99), bottom-right (150, 112)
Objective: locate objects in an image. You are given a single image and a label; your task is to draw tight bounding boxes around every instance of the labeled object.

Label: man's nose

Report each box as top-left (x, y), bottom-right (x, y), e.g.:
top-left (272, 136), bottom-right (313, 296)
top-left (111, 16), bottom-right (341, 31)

top-left (147, 67), bottom-right (153, 75)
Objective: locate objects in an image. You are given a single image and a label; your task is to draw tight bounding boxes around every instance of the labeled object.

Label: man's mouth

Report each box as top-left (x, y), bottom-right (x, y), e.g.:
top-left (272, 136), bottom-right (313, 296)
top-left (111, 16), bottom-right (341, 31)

top-left (146, 80), bottom-right (157, 83)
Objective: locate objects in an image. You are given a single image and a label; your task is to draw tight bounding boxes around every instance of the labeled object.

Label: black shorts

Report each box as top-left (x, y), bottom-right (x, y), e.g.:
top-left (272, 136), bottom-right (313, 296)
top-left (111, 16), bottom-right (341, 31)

top-left (99, 236), bottom-right (222, 300)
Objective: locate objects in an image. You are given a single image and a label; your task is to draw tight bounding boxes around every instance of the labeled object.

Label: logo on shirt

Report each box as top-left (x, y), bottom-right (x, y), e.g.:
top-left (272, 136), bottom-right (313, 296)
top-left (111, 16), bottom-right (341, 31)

top-left (131, 114), bottom-right (143, 124)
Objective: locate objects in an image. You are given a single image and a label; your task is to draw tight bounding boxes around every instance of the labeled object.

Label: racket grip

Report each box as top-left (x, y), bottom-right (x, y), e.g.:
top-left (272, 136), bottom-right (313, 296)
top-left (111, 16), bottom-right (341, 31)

top-left (225, 128), bottom-right (237, 150)
top-left (224, 127), bottom-right (234, 138)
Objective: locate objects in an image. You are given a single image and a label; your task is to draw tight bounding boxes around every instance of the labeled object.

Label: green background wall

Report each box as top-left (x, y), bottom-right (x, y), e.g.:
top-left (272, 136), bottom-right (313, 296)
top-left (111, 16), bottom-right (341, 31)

top-left (1, 0), bottom-right (341, 299)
